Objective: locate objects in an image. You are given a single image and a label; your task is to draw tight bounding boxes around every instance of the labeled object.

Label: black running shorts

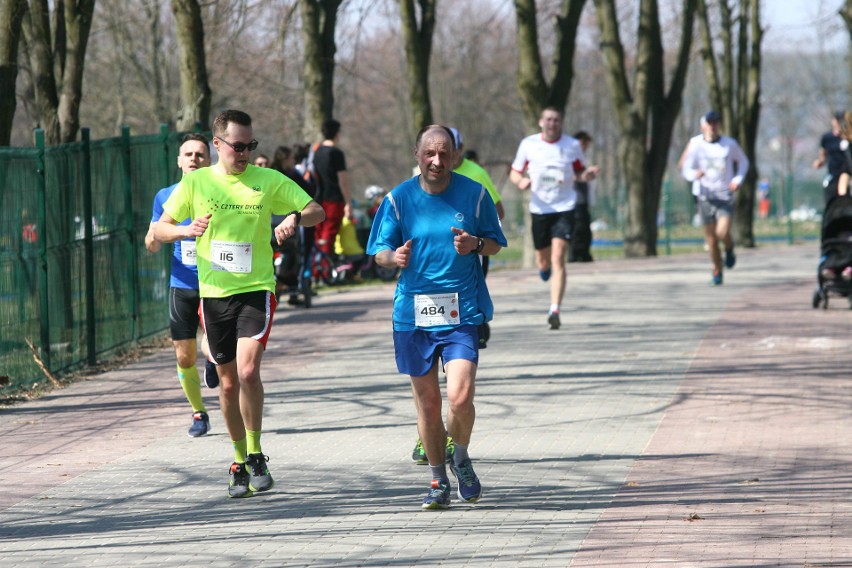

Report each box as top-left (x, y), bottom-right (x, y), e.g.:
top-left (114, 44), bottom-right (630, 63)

top-left (169, 287), bottom-right (201, 341)
top-left (698, 198), bottom-right (733, 224)
top-left (531, 210), bottom-right (575, 250)
top-left (199, 291), bottom-right (277, 365)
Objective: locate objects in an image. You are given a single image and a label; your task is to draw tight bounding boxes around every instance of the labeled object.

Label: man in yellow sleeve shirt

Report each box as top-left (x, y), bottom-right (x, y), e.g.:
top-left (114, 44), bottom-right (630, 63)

top-left (155, 110), bottom-right (324, 498)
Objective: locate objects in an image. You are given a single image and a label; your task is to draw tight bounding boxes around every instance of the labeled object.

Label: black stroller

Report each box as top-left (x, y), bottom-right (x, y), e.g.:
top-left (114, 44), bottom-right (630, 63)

top-left (272, 227), bottom-right (313, 308)
top-left (812, 195), bottom-right (852, 309)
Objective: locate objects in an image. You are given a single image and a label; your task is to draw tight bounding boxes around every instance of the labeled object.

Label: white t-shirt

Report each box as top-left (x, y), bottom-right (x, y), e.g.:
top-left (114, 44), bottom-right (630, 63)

top-left (681, 135), bottom-right (749, 202)
top-left (511, 134), bottom-right (587, 214)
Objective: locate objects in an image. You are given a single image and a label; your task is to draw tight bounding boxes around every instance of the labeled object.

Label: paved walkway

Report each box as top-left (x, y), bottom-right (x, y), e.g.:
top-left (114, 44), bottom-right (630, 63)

top-left (1, 244), bottom-right (850, 567)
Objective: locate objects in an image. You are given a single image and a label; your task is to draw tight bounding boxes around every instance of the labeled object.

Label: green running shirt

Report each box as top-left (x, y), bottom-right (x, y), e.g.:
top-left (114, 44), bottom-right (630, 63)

top-left (163, 165), bottom-right (312, 298)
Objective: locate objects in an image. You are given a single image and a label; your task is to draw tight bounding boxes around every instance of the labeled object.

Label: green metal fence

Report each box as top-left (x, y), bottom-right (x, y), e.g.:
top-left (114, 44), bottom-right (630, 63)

top-left (0, 125), bottom-right (191, 394)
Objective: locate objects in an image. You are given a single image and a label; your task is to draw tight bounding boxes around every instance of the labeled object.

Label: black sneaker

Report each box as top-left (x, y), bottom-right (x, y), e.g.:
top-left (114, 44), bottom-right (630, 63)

top-left (188, 411), bottom-right (210, 438)
top-left (204, 360), bottom-right (219, 389)
top-left (245, 453), bottom-right (275, 492)
top-left (724, 248), bottom-right (736, 269)
top-left (548, 311), bottom-right (560, 330)
top-left (228, 462), bottom-right (253, 498)
top-left (478, 322), bottom-right (490, 349)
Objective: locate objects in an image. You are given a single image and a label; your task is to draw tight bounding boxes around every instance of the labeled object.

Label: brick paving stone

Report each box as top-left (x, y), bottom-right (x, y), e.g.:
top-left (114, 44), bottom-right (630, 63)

top-left (0, 244), bottom-right (846, 567)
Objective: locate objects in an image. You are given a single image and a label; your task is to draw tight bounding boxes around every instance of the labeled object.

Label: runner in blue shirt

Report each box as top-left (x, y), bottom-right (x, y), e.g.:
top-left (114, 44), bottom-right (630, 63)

top-left (368, 125), bottom-right (507, 510)
top-left (144, 133), bottom-right (218, 438)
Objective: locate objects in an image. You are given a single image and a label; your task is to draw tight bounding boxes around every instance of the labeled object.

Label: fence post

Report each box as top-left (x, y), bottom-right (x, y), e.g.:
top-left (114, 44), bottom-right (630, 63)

top-left (81, 128), bottom-right (96, 366)
top-left (121, 125), bottom-right (139, 345)
top-left (786, 173), bottom-right (794, 245)
top-left (663, 178), bottom-right (672, 256)
top-left (34, 129), bottom-right (51, 370)
top-left (160, 124), bottom-right (170, 189)
top-left (159, 124), bottom-right (172, 284)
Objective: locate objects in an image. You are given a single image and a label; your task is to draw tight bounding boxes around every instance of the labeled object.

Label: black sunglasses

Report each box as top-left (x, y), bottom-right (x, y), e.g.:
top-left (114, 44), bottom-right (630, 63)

top-left (217, 137), bottom-right (259, 153)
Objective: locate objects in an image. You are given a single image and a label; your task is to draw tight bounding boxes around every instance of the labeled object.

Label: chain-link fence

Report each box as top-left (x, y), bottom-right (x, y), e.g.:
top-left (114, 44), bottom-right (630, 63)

top-left (486, 160), bottom-right (824, 263)
top-left (0, 126), bottom-right (192, 394)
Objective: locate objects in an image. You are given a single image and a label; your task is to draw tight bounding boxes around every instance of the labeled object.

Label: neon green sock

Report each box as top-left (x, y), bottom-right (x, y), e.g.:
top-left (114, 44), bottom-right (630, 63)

top-left (232, 437), bottom-right (247, 464)
top-left (177, 364), bottom-right (206, 413)
top-left (246, 429), bottom-right (262, 455)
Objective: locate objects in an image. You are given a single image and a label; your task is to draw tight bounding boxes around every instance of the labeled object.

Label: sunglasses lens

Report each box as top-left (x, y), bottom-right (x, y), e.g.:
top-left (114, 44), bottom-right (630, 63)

top-left (219, 138), bottom-right (258, 153)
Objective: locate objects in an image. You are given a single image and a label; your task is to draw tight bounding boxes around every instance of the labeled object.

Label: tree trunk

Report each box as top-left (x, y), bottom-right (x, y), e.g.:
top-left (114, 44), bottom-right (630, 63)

top-left (21, 0), bottom-right (60, 144)
top-left (172, 0), bottom-right (211, 132)
top-left (697, 0), bottom-right (762, 248)
top-left (300, 0), bottom-right (342, 142)
top-left (513, 0), bottom-right (587, 132)
top-left (732, 0), bottom-right (762, 247)
top-left (0, 0), bottom-right (27, 146)
top-left (594, 0), bottom-right (696, 257)
top-left (57, 0), bottom-right (95, 143)
top-left (399, 0), bottom-right (436, 131)
top-left (841, 0), bottom-right (852, 96)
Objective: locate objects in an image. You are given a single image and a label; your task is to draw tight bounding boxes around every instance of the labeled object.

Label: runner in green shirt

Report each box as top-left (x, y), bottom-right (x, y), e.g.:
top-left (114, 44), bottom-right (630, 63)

top-left (155, 110), bottom-right (325, 498)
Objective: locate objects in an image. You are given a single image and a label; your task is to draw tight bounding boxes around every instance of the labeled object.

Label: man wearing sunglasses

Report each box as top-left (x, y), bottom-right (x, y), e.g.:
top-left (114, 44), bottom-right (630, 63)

top-left (155, 109), bottom-right (325, 498)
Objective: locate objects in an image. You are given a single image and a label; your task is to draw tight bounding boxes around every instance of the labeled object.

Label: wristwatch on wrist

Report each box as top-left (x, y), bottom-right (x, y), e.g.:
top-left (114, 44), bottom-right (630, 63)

top-left (287, 210), bottom-right (301, 225)
top-left (474, 237), bottom-right (485, 254)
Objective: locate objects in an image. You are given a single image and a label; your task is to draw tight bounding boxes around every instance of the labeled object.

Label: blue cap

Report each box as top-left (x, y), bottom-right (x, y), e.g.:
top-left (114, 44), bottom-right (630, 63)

top-left (703, 110), bottom-right (722, 123)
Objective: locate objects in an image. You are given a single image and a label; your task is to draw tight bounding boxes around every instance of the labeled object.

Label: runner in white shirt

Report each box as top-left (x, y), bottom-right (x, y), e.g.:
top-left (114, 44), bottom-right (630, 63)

top-left (509, 107), bottom-right (598, 330)
top-left (681, 111), bottom-right (750, 286)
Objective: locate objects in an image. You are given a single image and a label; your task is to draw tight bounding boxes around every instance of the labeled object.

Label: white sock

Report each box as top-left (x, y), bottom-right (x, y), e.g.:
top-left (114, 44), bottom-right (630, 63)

top-left (550, 304), bottom-right (560, 313)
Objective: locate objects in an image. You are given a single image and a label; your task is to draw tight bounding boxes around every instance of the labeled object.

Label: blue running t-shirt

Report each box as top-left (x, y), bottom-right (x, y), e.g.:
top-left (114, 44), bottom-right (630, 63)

top-left (367, 173), bottom-right (507, 331)
top-left (151, 183), bottom-right (198, 290)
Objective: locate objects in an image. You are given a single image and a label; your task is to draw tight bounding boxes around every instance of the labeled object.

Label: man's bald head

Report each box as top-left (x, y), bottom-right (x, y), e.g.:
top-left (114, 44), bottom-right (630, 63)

top-left (414, 125), bottom-right (456, 153)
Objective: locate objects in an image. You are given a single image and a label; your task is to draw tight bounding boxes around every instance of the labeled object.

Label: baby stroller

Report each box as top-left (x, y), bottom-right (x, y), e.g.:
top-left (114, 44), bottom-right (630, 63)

top-left (812, 195), bottom-right (852, 309)
top-left (272, 227), bottom-right (313, 308)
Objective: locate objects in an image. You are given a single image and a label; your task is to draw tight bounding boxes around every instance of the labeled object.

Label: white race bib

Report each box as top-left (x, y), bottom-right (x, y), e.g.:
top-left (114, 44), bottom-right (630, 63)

top-left (414, 293), bottom-right (461, 327)
top-left (180, 240), bottom-right (197, 266)
top-left (210, 241), bottom-right (252, 273)
top-left (535, 167), bottom-right (566, 200)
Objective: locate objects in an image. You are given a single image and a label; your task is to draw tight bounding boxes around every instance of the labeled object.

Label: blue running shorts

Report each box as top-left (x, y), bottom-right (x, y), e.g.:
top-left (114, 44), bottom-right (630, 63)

top-left (393, 325), bottom-right (479, 377)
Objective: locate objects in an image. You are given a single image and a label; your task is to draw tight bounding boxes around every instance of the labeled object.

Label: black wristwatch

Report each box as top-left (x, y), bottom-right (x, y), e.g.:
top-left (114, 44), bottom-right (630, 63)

top-left (287, 210), bottom-right (301, 225)
top-left (474, 237), bottom-right (485, 254)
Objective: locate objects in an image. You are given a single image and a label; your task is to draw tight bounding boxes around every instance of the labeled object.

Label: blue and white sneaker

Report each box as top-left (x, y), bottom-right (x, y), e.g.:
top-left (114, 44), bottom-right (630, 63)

top-left (421, 479), bottom-right (451, 510)
top-left (711, 271), bottom-right (723, 286)
top-left (204, 360), bottom-right (219, 389)
top-left (188, 411), bottom-right (210, 437)
top-left (450, 458), bottom-right (482, 503)
top-left (539, 268), bottom-right (552, 282)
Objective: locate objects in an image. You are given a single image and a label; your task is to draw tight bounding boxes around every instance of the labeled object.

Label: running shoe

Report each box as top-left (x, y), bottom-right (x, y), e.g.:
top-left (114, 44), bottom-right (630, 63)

top-left (843, 266), bottom-right (852, 281)
top-left (411, 438), bottom-right (427, 464)
top-left (188, 411), bottom-right (210, 438)
top-left (450, 457), bottom-right (482, 502)
top-left (724, 248), bottom-right (736, 269)
top-left (228, 462), bottom-right (253, 498)
top-left (539, 268), bottom-right (552, 282)
top-left (421, 478), bottom-right (451, 510)
top-left (204, 360), bottom-right (219, 389)
top-left (245, 453), bottom-right (275, 492)
top-left (711, 271), bottom-right (723, 286)
top-left (411, 436), bottom-right (455, 464)
top-left (478, 322), bottom-right (490, 349)
top-left (548, 310), bottom-right (560, 330)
